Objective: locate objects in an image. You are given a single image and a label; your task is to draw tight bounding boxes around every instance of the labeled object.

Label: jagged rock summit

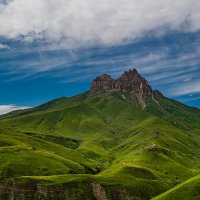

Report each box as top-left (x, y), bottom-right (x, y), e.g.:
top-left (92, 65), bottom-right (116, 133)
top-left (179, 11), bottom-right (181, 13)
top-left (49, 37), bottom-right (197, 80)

top-left (90, 69), bottom-right (153, 95)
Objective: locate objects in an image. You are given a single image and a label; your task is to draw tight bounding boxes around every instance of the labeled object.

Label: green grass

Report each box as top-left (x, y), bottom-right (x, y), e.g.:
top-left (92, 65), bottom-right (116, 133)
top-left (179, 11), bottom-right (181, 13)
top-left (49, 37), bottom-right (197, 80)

top-left (0, 91), bottom-right (200, 199)
top-left (152, 175), bottom-right (200, 200)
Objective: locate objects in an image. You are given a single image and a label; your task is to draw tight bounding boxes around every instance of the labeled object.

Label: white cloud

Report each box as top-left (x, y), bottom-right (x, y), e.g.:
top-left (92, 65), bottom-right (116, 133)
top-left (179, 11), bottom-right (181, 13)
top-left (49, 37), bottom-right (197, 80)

top-left (0, 43), bottom-right (10, 49)
top-left (0, 105), bottom-right (30, 115)
top-left (0, 0), bottom-right (200, 47)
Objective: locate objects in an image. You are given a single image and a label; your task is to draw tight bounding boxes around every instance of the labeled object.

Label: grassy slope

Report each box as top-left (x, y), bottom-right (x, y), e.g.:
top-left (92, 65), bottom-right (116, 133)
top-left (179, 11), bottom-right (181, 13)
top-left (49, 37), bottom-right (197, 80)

top-left (0, 92), bottom-right (200, 199)
top-left (152, 175), bottom-right (200, 200)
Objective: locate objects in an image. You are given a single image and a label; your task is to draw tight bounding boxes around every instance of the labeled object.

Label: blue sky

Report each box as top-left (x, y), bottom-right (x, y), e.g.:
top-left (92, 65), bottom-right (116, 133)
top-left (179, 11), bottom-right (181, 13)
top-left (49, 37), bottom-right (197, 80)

top-left (0, 0), bottom-right (200, 114)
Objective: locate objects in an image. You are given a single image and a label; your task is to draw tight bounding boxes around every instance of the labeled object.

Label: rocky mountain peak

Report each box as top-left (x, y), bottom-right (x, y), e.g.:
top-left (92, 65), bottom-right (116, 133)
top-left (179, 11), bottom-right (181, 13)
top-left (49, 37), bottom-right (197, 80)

top-left (90, 68), bottom-right (153, 95)
top-left (90, 74), bottom-right (113, 93)
top-left (113, 69), bottom-right (153, 94)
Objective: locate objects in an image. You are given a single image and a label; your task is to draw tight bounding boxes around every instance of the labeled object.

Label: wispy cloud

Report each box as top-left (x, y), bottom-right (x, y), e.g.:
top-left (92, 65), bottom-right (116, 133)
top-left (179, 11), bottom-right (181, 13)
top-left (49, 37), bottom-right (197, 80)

top-left (177, 95), bottom-right (200, 103)
top-left (0, 105), bottom-right (30, 115)
top-left (169, 80), bottom-right (200, 96)
top-left (0, 40), bottom-right (199, 99)
top-left (0, 43), bottom-right (10, 49)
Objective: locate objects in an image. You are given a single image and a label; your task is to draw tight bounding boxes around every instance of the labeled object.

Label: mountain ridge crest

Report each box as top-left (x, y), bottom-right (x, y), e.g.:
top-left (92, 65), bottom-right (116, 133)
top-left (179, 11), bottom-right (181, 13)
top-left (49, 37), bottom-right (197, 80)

top-left (90, 68), bottom-right (159, 96)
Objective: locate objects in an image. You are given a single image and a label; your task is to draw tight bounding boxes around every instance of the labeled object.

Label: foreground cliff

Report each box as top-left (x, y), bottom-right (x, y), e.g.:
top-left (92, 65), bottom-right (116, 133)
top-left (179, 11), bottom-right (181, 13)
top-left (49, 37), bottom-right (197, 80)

top-left (0, 69), bottom-right (200, 200)
top-left (0, 179), bottom-right (135, 200)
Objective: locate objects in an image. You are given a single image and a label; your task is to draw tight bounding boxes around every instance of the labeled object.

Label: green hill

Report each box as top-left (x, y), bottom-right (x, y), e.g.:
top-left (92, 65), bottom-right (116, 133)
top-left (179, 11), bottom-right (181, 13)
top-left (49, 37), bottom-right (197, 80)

top-left (0, 69), bottom-right (199, 200)
top-left (152, 175), bottom-right (200, 200)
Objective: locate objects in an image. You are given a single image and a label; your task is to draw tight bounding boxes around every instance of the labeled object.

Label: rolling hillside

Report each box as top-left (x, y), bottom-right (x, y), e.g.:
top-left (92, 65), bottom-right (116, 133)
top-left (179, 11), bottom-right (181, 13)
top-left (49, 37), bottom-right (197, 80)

top-left (0, 69), bottom-right (199, 200)
top-left (152, 175), bottom-right (200, 200)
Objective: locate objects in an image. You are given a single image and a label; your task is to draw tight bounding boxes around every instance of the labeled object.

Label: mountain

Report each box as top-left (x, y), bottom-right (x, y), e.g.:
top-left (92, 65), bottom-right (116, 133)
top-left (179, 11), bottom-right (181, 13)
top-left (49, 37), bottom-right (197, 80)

top-left (0, 69), bottom-right (200, 200)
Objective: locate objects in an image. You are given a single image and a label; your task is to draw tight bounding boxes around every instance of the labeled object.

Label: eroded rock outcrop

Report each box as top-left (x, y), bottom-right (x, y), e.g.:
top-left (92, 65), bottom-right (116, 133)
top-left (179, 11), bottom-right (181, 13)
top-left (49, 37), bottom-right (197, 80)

top-left (113, 69), bottom-right (153, 94)
top-left (90, 69), bottom-right (158, 109)
top-left (90, 69), bottom-right (153, 95)
top-left (90, 74), bottom-right (114, 93)
top-left (0, 180), bottom-right (134, 200)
